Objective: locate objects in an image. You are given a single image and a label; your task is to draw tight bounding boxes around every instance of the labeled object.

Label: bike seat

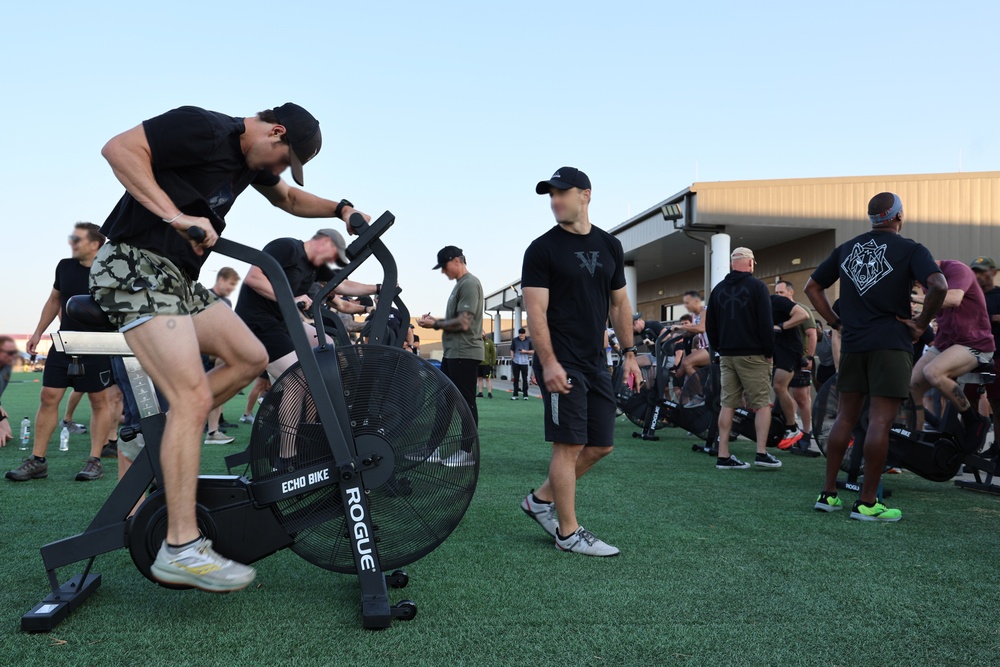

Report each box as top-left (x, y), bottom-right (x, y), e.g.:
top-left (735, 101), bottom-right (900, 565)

top-left (66, 295), bottom-right (115, 332)
top-left (975, 360), bottom-right (996, 373)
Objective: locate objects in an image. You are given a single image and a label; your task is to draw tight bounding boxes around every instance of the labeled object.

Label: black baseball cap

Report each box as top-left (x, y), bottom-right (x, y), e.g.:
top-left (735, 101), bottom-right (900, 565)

top-left (272, 103), bottom-right (322, 187)
top-left (433, 245), bottom-right (463, 270)
top-left (535, 166), bottom-right (591, 195)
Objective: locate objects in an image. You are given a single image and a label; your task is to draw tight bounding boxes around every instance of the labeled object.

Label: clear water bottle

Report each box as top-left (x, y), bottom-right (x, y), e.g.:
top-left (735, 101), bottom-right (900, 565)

top-left (20, 417), bottom-right (31, 450)
top-left (59, 425), bottom-right (70, 451)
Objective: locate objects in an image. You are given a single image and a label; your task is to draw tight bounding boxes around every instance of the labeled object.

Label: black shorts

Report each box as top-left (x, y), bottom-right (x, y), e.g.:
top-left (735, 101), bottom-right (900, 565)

top-left (534, 363), bottom-right (616, 447)
top-left (790, 368), bottom-right (812, 388)
top-left (249, 324), bottom-right (295, 363)
top-left (477, 365), bottom-right (493, 378)
top-left (42, 349), bottom-right (113, 393)
top-left (773, 348), bottom-right (799, 374)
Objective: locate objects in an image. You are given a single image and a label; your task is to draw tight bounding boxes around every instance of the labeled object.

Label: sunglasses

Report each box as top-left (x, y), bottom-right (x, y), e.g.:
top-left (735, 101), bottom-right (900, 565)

top-left (2, 349), bottom-right (18, 356)
top-left (68, 235), bottom-right (83, 243)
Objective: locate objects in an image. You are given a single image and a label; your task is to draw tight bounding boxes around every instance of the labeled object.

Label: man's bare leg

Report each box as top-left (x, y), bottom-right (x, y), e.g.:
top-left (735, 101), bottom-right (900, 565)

top-left (534, 443), bottom-right (586, 536)
top-left (822, 392), bottom-right (865, 494)
top-left (793, 385), bottom-right (812, 434)
top-left (63, 389), bottom-right (84, 425)
top-left (754, 404), bottom-right (773, 454)
top-left (921, 346), bottom-right (979, 413)
top-left (859, 396), bottom-right (902, 505)
top-left (683, 348), bottom-right (709, 378)
top-left (717, 407), bottom-right (736, 458)
top-left (86, 388), bottom-right (112, 459)
top-left (773, 369), bottom-right (797, 428)
top-left (195, 305), bottom-right (270, 410)
top-left (32, 386), bottom-right (68, 458)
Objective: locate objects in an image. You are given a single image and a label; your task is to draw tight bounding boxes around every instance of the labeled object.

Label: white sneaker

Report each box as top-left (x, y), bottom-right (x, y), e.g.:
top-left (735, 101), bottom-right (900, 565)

top-left (442, 450), bottom-right (475, 467)
top-left (205, 430), bottom-right (235, 445)
top-left (521, 492), bottom-right (559, 537)
top-left (523, 396), bottom-right (529, 401)
top-left (404, 447), bottom-right (442, 463)
top-left (511, 396), bottom-right (518, 401)
top-left (239, 413), bottom-right (255, 424)
top-left (555, 526), bottom-right (620, 557)
top-left (150, 538), bottom-right (255, 592)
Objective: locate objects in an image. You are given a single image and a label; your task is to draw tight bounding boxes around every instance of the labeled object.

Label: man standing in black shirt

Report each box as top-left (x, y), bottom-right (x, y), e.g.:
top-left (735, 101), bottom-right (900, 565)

top-left (705, 247), bottom-right (783, 470)
top-left (90, 104), bottom-right (370, 592)
top-left (769, 293), bottom-right (810, 448)
top-left (805, 192), bottom-right (946, 522)
top-left (968, 257), bottom-right (1000, 457)
top-left (6, 223), bottom-right (116, 483)
top-left (519, 167), bottom-right (640, 557)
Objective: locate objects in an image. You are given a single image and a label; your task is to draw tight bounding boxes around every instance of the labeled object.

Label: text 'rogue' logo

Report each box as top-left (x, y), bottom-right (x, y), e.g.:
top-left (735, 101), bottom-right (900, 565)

top-left (346, 487), bottom-right (377, 572)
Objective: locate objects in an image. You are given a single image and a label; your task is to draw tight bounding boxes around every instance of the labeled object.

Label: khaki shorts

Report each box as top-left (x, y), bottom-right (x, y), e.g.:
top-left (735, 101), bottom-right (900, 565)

top-left (838, 350), bottom-right (913, 398)
top-left (720, 355), bottom-right (772, 410)
top-left (90, 242), bottom-right (217, 332)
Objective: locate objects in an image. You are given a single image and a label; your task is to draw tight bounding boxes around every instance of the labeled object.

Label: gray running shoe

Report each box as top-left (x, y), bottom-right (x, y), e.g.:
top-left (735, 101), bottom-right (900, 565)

top-left (555, 526), bottom-right (620, 557)
top-left (62, 419), bottom-right (88, 435)
top-left (239, 413), bottom-right (256, 424)
top-left (521, 491), bottom-right (559, 537)
top-left (205, 430), bottom-right (235, 445)
top-left (6, 456), bottom-right (48, 481)
top-left (75, 457), bottom-right (104, 481)
top-left (404, 447), bottom-right (442, 464)
top-left (442, 450), bottom-right (475, 467)
top-left (150, 538), bottom-right (256, 592)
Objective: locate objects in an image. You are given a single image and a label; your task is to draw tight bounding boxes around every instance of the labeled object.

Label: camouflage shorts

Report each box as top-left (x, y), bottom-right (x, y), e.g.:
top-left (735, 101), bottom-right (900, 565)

top-left (90, 242), bottom-right (218, 331)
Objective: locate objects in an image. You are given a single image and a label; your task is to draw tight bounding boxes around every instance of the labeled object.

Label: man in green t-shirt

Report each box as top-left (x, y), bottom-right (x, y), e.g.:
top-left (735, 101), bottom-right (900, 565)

top-left (417, 245), bottom-right (484, 467)
top-left (478, 332), bottom-right (498, 399)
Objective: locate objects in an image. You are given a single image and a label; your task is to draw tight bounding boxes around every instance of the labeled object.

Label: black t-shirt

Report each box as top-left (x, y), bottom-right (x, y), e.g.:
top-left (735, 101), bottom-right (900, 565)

top-left (640, 320), bottom-right (666, 347)
top-left (101, 107), bottom-right (280, 281)
top-left (770, 294), bottom-right (803, 360)
top-left (984, 286), bottom-right (1000, 350)
top-left (811, 230), bottom-right (940, 353)
top-left (235, 238), bottom-right (334, 329)
top-left (54, 259), bottom-right (100, 332)
top-left (521, 224), bottom-right (626, 371)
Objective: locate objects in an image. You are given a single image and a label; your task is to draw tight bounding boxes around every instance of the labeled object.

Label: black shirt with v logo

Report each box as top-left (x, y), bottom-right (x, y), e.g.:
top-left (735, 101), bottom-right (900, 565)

top-left (521, 224), bottom-right (626, 371)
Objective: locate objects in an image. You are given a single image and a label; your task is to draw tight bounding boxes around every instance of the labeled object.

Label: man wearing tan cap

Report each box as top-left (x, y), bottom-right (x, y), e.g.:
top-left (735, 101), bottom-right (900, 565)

top-left (705, 247), bottom-right (783, 470)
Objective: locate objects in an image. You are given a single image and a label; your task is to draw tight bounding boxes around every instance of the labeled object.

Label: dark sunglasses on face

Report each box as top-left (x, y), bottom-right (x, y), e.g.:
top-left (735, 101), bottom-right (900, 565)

top-left (68, 235), bottom-right (83, 243)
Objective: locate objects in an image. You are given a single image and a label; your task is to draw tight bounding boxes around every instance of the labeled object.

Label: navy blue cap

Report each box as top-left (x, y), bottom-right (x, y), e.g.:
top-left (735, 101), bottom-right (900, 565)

top-left (535, 166), bottom-right (591, 194)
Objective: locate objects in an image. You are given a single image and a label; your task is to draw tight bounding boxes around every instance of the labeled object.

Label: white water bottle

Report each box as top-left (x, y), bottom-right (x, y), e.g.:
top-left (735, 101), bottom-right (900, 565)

top-left (59, 425), bottom-right (70, 451)
top-left (20, 417), bottom-right (30, 450)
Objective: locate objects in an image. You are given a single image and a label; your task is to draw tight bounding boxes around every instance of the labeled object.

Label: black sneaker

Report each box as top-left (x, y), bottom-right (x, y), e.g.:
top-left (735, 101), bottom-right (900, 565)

top-left (716, 456), bottom-right (750, 470)
top-left (219, 419), bottom-right (239, 430)
top-left (101, 441), bottom-right (119, 458)
top-left (476, 392), bottom-right (484, 398)
top-left (6, 456), bottom-right (48, 481)
top-left (754, 452), bottom-right (783, 468)
top-left (76, 457), bottom-right (104, 481)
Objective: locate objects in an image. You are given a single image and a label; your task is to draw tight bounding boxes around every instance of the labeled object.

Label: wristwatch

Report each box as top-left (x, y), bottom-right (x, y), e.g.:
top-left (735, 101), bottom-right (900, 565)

top-left (830, 319), bottom-right (842, 331)
top-left (334, 198), bottom-right (353, 219)
top-left (623, 345), bottom-right (639, 355)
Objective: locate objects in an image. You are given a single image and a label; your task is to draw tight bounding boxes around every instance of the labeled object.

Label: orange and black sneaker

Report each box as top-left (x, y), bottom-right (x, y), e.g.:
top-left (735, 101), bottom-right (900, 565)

top-left (777, 428), bottom-right (804, 450)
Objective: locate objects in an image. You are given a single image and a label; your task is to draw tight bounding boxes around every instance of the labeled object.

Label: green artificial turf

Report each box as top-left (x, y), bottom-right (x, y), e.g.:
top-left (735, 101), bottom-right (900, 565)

top-left (2, 372), bottom-right (1000, 666)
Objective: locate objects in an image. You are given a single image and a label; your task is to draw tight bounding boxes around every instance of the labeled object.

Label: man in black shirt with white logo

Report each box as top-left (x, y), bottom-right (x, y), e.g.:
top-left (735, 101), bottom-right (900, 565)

top-left (91, 104), bottom-right (370, 592)
top-left (519, 167), bottom-right (641, 557)
top-left (806, 192), bottom-right (946, 522)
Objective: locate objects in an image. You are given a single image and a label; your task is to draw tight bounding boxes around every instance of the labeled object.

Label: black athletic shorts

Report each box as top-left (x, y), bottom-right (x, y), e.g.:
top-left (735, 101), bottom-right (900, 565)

top-left (534, 362), bottom-right (616, 447)
top-left (42, 349), bottom-right (113, 393)
top-left (477, 365), bottom-right (493, 378)
top-left (790, 368), bottom-right (812, 388)
top-left (773, 348), bottom-right (799, 374)
top-left (249, 324), bottom-right (295, 363)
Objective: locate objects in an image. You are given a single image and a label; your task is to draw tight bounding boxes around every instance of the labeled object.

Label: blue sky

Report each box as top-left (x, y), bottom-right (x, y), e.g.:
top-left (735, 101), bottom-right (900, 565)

top-left (2, 1), bottom-right (997, 335)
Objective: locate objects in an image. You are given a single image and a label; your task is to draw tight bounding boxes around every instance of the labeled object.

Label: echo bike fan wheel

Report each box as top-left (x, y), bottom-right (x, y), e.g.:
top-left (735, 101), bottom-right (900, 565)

top-left (247, 344), bottom-right (479, 573)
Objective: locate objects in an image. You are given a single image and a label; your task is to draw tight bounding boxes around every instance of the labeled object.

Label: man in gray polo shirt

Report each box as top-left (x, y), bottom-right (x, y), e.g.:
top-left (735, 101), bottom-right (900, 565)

top-left (417, 245), bottom-right (484, 467)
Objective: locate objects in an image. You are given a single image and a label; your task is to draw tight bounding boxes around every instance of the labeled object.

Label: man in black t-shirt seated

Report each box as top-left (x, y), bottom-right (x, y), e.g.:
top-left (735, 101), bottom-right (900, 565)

top-left (91, 104), bottom-right (372, 592)
top-left (769, 293), bottom-right (810, 449)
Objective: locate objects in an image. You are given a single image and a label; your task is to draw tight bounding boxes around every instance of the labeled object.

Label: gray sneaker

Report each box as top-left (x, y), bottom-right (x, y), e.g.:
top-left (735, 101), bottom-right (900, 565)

top-left (61, 419), bottom-right (88, 435)
top-left (205, 430), bottom-right (235, 445)
top-left (150, 538), bottom-right (256, 592)
top-left (75, 456), bottom-right (104, 481)
top-left (404, 447), bottom-right (442, 464)
top-left (5, 456), bottom-right (48, 481)
top-left (521, 492), bottom-right (559, 537)
top-left (442, 450), bottom-right (475, 467)
top-left (239, 413), bottom-right (255, 424)
top-left (555, 526), bottom-right (620, 557)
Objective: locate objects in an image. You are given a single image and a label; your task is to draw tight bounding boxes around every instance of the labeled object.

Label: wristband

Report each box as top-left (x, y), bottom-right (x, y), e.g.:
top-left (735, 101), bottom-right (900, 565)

top-left (0, 413), bottom-right (6, 423)
top-left (432, 320), bottom-right (440, 330)
top-left (623, 345), bottom-right (638, 355)
top-left (162, 213), bottom-right (183, 224)
top-left (830, 319), bottom-right (842, 331)
top-left (334, 199), bottom-right (353, 219)
top-left (375, 283), bottom-right (382, 296)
